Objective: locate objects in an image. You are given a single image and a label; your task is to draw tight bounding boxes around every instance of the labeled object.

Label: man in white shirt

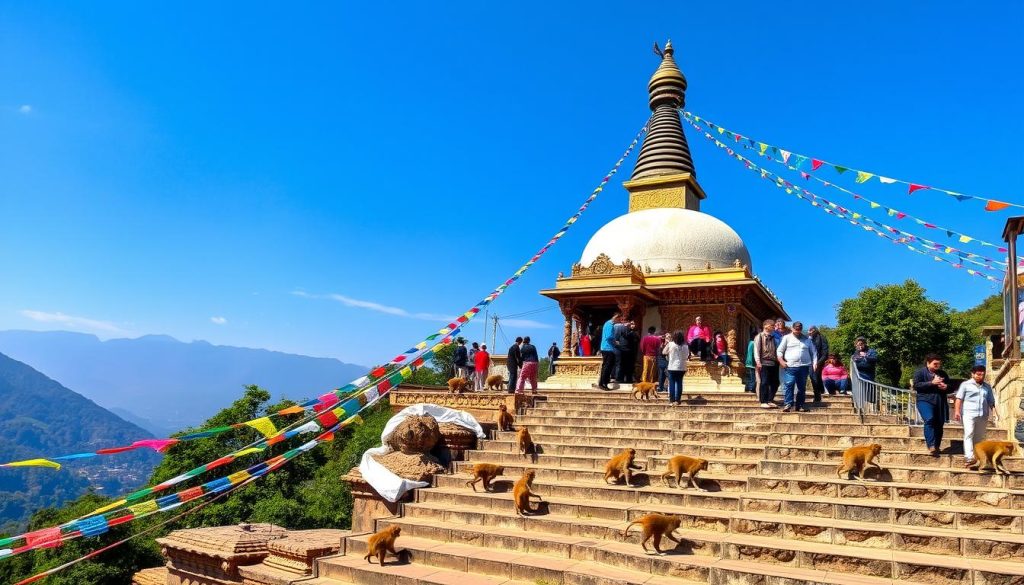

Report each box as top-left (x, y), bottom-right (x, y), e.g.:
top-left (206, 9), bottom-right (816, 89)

top-left (776, 321), bottom-right (818, 413)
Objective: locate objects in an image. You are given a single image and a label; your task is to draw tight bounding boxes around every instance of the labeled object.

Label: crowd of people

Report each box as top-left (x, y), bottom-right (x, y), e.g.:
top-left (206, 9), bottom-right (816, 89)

top-left (452, 336), bottom-right (560, 395)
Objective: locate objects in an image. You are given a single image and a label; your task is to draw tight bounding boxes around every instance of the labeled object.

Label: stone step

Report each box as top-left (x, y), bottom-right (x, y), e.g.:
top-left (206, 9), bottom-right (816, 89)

top-left (462, 448), bottom-right (759, 475)
top-left (673, 429), bottom-right (953, 450)
top-left (313, 550), bottom-right (537, 585)
top-left (479, 439), bottom-right (665, 460)
top-left (416, 480), bottom-right (1024, 534)
top-left (495, 431), bottom-right (672, 450)
top-left (525, 407), bottom-right (857, 419)
top-left (752, 458), bottom-right (1024, 489)
top-left (324, 534), bottom-right (703, 585)
top-left (393, 498), bottom-right (1024, 582)
top-left (449, 462), bottom-right (751, 491)
top-left (507, 425), bottom-right (676, 439)
top-left (517, 413), bottom-right (891, 427)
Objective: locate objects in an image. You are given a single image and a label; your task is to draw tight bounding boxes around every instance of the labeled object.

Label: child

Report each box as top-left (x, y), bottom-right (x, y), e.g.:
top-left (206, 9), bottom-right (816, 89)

top-left (712, 331), bottom-right (731, 375)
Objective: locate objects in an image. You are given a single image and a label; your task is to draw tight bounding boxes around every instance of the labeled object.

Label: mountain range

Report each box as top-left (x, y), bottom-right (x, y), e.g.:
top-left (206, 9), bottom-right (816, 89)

top-left (0, 330), bottom-right (368, 435)
top-left (0, 351), bottom-right (158, 529)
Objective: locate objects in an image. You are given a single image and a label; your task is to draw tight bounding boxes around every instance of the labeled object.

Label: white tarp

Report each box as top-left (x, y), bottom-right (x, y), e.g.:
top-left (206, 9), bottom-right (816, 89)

top-left (358, 403), bottom-right (486, 502)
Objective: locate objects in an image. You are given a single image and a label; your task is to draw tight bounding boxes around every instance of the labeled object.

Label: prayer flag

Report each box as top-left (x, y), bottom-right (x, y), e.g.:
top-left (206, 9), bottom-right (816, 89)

top-left (878, 176), bottom-right (897, 184)
top-left (277, 405), bottom-right (305, 415)
top-left (780, 149), bottom-right (791, 163)
top-left (834, 165), bottom-right (848, 174)
top-left (985, 200), bottom-right (1011, 212)
top-left (908, 184), bottom-right (929, 194)
top-left (24, 528), bottom-right (62, 550)
top-left (959, 235), bottom-right (972, 243)
top-left (2, 459), bottom-right (61, 470)
top-left (811, 159), bottom-right (823, 170)
top-left (129, 500), bottom-right (159, 515)
top-left (245, 417), bottom-right (278, 439)
top-left (855, 171), bottom-right (873, 183)
top-left (759, 143), bottom-right (768, 155)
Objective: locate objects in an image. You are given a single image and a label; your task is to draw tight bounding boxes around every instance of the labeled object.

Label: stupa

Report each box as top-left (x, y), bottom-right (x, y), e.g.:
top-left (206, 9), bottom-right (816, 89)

top-left (541, 41), bottom-right (787, 391)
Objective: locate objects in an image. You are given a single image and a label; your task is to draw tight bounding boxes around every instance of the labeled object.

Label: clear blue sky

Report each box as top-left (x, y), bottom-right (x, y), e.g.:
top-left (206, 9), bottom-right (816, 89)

top-left (1, 2), bottom-right (1021, 366)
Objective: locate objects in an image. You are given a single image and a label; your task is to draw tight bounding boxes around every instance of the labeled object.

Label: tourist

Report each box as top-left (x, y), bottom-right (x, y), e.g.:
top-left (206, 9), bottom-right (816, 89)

top-left (657, 331), bottom-right (670, 395)
top-left (473, 344), bottom-right (490, 391)
top-left (776, 321), bottom-right (818, 413)
top-left (453, 338), bottom-right (469, 379)
top-left (851, 337), bottom-right (878, 381)
top-left (807, 326), bottom-right (829, 403)
top-left (772, 319), bottom-right (788, 345)
top-left (468, 342), bottom-right (479, 382)
top-left (911, 354), bottom-right (952, 456)
top-left (507, 337), bottom-right (523, 394)
top-left (619, 320), bottom-right (640, 383)
top-left (547, 342), bottom-right (561, 375)
top-left (954, 365), bottom-right (997, 468)
top-left (639, 326), bottom-right (662, 383)
top-left (596, 313), bottom-right (619, 390)
top-left (744, 329), bottom-right (756, 393)
top-left (753, 319), bottom-right (780, 408)
top-left (580, 328), bottom-right (592, 357)
top-left (663, 329), bottom-right (690, 406)
top-left (686, 315), bottom-right (712, 361)
top-left (611, 316), bottom-right (628, 384)
top-left (821, 354), bottom-right (850, 395)
top-left (517, 336), bottom-right (540, 395)
top-left (712, 331), bottom-right (731, 375)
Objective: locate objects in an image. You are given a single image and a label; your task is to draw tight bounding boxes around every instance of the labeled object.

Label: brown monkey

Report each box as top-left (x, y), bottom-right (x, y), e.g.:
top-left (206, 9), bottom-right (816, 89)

top-left (604, 448), bottom-right (642, 486)
top-left (974, 440), bottom-right (1019, 474)
top-left (517, 427), bottom-right (534, 457)
top-left (661, 455), bottom-right (708, 491)
top-left (447, 377), bottom-right (470, 394)
top-left (631, 382), bottom-right (659, 400)
top-left (622, 513), bottom-right (682, 555)
top-left (485, 374), bottom-right (505, 391)
top-left (363, 525), bottom-right (402, 565)
top-left (465, 463), bottom-right (504, 492)
top-left (512, 469), bottom-right (543, 515)
top-left (496, 403), bottom-right (515, 431)
top-left (836, 443), bottom-right (883, 481)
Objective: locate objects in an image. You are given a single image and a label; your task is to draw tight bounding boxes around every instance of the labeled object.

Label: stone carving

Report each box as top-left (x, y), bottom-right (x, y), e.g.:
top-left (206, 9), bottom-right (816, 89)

top-left (676, 263), bottom-right (683, 272)
top-left (705, 261), bottom-right (713, 270)
top-left (376, 415), bottom-right (444, 481)
top-left (558, 271), bottom-right (564, 278)
top-left (734, 258), bottom-right (742, 268)
top-left (570, 253), bottom-right (641, 277)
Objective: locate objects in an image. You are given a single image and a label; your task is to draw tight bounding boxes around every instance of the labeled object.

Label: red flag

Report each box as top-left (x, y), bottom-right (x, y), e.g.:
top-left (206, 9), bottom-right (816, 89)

top-left (24, 527), bottom-right (62, 550)
top-left (896, 212), bottom-right (907, 219)
top-left (985, 200), bottom-right (1011, 212)
top-left (811, 159), bottom-right (823, 170)
top-left (908, 184), bottom-right (929, 194)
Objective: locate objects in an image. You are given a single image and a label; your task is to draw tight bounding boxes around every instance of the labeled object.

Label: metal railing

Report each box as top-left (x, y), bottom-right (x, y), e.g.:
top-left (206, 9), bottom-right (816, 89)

top-left (850, 363), bottom-right (923, 426)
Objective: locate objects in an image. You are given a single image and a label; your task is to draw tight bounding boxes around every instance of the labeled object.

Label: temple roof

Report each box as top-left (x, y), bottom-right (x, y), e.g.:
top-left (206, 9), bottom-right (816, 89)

top-left (630, 41), bottom-right (696, 181)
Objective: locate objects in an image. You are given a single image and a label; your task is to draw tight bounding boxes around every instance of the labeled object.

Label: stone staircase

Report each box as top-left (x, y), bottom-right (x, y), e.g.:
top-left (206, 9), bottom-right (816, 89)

top-left (310, 390), bottom-right (1024, 585)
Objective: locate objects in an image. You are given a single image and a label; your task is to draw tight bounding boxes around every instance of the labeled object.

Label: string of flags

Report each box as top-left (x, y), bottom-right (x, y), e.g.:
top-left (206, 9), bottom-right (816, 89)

top-left (684, 118), bottom-right (1002, 283)
top-left (682, 111), bottom-right (1022, 212)
top-left (685, 115), bottom-right (1010, 260)
top-left (0, 121), bottom-right (650, 561)
top-left (683, 118), bottom-right (1007, 276)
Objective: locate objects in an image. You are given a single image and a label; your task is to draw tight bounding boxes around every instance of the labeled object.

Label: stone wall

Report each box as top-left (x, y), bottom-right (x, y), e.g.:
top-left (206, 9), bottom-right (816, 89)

top-left (992, 358), bottom-right (1024, 443)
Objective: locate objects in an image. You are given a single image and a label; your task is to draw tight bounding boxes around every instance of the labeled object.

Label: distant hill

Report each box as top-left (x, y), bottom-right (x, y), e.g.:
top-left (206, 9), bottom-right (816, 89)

top-left (0, 351), bottom-right (158, 529)
top-left (0, 330), bottom-right (368, 433)
top-left (957, 294), bottom-right (1003, 340)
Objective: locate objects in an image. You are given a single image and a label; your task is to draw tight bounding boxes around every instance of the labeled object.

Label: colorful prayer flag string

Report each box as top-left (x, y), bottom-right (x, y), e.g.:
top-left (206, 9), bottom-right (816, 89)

top-left (682, 111), bottom-right (1023, 212)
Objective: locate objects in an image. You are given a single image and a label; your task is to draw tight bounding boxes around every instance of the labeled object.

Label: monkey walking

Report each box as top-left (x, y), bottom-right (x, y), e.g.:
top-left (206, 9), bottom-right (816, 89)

top-left (517, 427), bottom-right (534, 458)
top-left (973, 440), bottom-right (1019, 474)
top-left (513, 469), bottom-right (543, 515)
top-left (447, 377), bottom-right (470, 394)
top-left (631, 382), bottom-right (660, 401)
top-left (497, 403), bottom-right (515, 432)
top-left (661, 455), bottom-right (708, 491)
top-left (466, 463), bottom-right (504, 492)
top-left (363, 525), bottom-right (402, 565)
top-left (485, 374), bottom-right (505, 391)
top-left (604, 448), bottom-right (643, 487)
top-left (836, 444), bottom-right (883, 481)
top-left (622, 513), bottom-right (682, 555)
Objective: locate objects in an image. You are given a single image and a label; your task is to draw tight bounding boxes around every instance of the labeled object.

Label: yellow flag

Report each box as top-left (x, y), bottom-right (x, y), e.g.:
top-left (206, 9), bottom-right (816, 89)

top-left (852, 213), bottom-right (862, 219)
top-left (717, 126), bottom-right (725, 134)
top-left (759, 143), bottom-right (768, 155)
top-left (129, 500), bottom-right (159, 516)
top-left (855, 171), bottom-right (873, 183)
top-left (235, 447), bottom-right (266, 457)
top-left (245, 417), bottom-right (277, 439)
top-left (869, 202), bottom-right (881, 209)
top-left (945, 247), bottom-right (953, 254)
top-left (959, 235), bottom-right (972, 243)
top-left (400, 366), bottom-right (413, 378)
top-left (342, 415), bottom-right (363, 427)
top-left (3, 458), bottom-right (61, 470)
top-left (93, 498), bottom-right (128, 515)
top-left (228, 471), bottom-right (251, 484)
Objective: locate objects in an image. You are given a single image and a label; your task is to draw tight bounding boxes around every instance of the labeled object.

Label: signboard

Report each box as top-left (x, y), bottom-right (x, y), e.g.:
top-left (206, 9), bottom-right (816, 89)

top-left (974, 344), bottom-right (986, 367)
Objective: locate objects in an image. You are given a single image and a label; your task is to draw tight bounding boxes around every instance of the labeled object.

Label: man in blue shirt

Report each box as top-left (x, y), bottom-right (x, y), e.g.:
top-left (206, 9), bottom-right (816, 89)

top-left (596, 312), bottom-right (620, 390)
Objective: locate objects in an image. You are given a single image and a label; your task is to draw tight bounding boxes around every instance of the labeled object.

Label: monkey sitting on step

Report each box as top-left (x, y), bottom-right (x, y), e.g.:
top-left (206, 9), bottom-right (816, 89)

top-left (604, 448), bottom-right (643, 487)
top-left (363, 525), bottom-right (402, 565)
top-left (516, 427), bottom-right (534, 458)
top-left (661, 455), bottom-right (708, 491)
top-left (631, 382), bottom-right (660, 401)
top-left (972, 440), bottom-right (1019, 474)
top-left (496, 403), bottom-right (515, 432)
top-left (485, 374), bottom-right (505, 391)
top-left (836, 443), bottom-right (882, 481)
top-left (622, 513), bottom-right (682, 555)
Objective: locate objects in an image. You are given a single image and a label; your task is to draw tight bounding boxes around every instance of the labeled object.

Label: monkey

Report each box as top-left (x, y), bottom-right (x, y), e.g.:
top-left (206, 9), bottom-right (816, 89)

top-left (465, 463), bottom-right (504, 492)
top-left (622, 513), bottom-right (682, 555)
top-left (604, 448), bottom-right (643, 487)
top-left (447, 377), bottom-right (470, 394)
top-left (974, 440), bottom-right (1019, 474)
top-left (660, 455), bottom-right (708, 491)
top-left (512, 469), bottom-right (543, 515)
top-left (486, 374), bottom-right (505, 391)
top-left (836, 443), bottom-right (883, 481)
top-left (631, 382), bottom-right (660, 401)
top-left (496, 403), bottom-right (515, 432)
top-left (363, 525), bottom-right (402, 565)
top-left (517, 427), bottom-right (534, 458)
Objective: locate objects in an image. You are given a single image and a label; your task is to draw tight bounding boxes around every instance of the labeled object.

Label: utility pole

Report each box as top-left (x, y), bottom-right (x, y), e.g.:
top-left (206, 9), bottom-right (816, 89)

top-left (492, 315), bottom-right (499, 351)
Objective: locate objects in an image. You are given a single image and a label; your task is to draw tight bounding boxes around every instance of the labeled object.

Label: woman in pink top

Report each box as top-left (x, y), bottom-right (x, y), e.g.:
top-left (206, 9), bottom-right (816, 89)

top-left (712, 331), bottom-right (732, 375)
top-left (686, 316), bottom-right (712, 362)
top-left (821, 354), bottom-right (850, 395)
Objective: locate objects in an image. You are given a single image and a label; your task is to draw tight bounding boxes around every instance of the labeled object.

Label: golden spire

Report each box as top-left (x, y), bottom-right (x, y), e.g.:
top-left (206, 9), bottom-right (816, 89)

top-left (648, 40), bottom-right (687, 110)
top-left (630, 40), bottom-right (697, 182)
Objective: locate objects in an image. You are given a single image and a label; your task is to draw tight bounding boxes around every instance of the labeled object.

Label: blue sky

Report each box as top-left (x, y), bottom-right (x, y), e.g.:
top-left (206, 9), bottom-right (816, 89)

top-left (1, 2), bottom-right (1021, 366)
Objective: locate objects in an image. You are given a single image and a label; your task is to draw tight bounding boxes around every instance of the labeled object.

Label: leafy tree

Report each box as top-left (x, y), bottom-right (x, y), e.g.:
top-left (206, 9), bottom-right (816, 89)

top-left (957, 294), bottom-right (1003, 341)
top-left (833, 280), bottom-right (973, 385)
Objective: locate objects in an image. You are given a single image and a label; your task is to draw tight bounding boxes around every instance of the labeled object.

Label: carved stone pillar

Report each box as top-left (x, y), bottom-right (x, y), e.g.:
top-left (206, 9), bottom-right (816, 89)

top-left (559, 300), bottom-right (577, 354)
top-left (726, 303), bottom-right (741, 367)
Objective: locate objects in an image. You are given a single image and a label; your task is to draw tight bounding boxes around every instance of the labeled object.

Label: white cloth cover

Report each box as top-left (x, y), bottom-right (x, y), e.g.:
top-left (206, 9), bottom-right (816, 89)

top-left (358, 403), bottom-right (485, 502)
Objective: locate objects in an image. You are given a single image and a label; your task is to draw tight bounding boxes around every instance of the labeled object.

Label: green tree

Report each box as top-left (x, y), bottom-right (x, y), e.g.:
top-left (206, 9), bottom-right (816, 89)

top-left (833, 280), bottom-right (973, 385)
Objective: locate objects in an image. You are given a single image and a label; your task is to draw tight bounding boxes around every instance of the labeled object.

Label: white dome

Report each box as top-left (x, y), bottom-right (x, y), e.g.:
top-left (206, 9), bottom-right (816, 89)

top-left (580, 208), bottom-right (751, 272)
